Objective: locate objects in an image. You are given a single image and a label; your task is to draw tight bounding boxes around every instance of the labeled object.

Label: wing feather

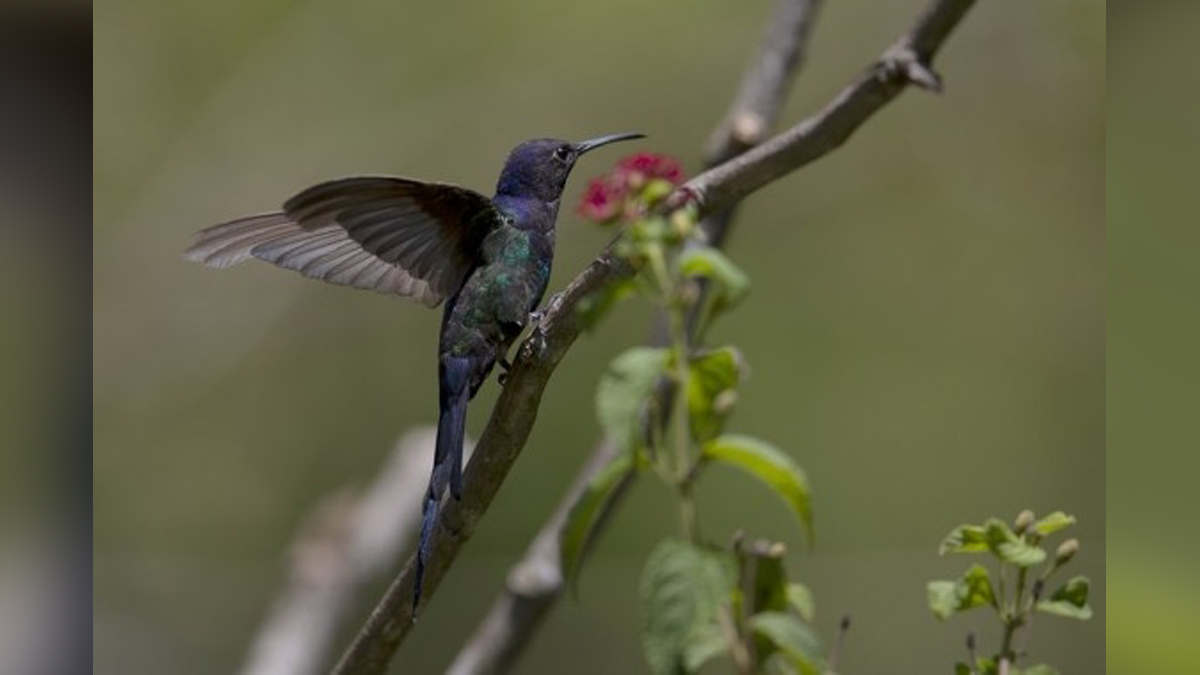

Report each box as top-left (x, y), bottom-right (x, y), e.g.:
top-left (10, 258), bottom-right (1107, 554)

top-left (185, 177), bottom-right (500, 306)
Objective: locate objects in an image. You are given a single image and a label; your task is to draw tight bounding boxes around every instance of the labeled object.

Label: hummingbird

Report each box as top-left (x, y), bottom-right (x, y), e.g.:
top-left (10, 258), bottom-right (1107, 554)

top-left (184, 132), bottom-right (644, 613)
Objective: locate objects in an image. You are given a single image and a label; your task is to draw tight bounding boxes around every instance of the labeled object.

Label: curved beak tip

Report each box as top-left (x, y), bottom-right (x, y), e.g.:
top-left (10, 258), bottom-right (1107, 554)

top-left (575, 132), bottom-right (646, 153)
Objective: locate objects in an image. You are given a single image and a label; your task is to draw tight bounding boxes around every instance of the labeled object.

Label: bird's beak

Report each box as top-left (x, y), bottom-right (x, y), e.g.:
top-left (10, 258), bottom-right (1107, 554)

top-left (573, 132), bottom-right (646, 155)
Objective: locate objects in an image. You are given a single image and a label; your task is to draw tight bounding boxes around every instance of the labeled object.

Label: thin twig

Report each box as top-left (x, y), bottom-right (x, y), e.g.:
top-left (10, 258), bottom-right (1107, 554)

top-left (333, 1), bottom-right (978, 672)
top-left (683, 0), bottom-right (977, 217)
top-left (827, 614), bottom-right (851, 672)
top-left (705, 0), bottom-right (824, 166)
top-left (966, 630), bottom-right (979, 675)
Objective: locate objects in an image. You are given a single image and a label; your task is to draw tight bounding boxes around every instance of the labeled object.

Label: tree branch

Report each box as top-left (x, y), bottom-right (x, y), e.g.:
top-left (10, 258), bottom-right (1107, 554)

top-left (685, 0), bottom-right (976, 217)
top-left (449, 0), bottom-right (823, 671)
top-left (705, 0), bottom-right (823, 167)
top-left (332, 1), bottom-right (977, 672)
top-left (446, 439), bottom-right (630, 675)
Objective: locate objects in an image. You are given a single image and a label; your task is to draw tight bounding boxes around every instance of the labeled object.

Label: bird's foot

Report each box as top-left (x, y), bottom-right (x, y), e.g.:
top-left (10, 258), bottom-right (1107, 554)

top-left (527, 309), bottom-right (544, 325)
top-left (497, 357), bottom-right (513, 386)
top-left (522, 324), bottom-right (548, 360)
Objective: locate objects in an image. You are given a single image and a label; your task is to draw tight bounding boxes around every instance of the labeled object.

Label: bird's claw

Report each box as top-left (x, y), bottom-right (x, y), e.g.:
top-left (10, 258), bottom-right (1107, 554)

top-left (498, 357), bottom-right (513, 386)
top-left (523, 325), bottom-right (548, 360)
top-left (527, 310), bottom-right (544, 325)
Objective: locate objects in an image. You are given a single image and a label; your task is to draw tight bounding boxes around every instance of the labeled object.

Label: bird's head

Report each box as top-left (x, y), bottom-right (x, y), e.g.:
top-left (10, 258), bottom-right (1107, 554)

top-left (495, 132), bottom-right (644, 202)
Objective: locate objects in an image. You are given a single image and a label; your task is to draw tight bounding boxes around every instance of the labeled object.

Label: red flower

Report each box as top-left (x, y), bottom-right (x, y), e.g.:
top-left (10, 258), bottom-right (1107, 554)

top-left (578, 176), bottom-right (626, 223)
top-left (577, 152), bottom-right (686, 224)
top-left (616, 153), bottom-right (685, 185)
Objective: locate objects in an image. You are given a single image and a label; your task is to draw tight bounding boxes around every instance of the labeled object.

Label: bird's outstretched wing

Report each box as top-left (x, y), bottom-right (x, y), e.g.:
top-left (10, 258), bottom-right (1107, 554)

top-left (184, 177), bottom-right (502, 307)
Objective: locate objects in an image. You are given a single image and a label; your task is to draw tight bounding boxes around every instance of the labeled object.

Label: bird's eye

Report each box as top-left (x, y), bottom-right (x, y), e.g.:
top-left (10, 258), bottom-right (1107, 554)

top-left (553, 145), bottom-right (572, 161)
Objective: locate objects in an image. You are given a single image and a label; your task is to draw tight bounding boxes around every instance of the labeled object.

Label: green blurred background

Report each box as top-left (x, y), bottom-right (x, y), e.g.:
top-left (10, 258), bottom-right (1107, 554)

top-left (94, 0), bottom-right (1104, 672)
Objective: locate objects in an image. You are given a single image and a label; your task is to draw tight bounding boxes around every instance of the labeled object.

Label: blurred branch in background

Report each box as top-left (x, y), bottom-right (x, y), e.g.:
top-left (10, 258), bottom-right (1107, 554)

top-left (447, 439), bottom-right (627, 675)
top-left (240, 429), bottom-right (472, 675)
top-left (334, 0), bottom-right (978, 672)
top-left (450, 0), bottom-right (824, 672)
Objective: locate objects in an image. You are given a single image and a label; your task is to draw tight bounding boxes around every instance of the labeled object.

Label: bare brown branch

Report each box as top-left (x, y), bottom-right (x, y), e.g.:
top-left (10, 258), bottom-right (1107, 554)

top-left (705, 0), bottom-right (824, 166)
top-left (332, 1), bottom-right (977, 672)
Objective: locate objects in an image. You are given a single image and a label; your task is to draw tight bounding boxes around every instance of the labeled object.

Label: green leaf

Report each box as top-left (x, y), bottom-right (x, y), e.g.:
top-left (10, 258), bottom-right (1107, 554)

top-left (1032, 511), bottom-right (1076, 536)
top-left (596, 347), bottom-right (668, 451)
top-left (560, 451), bottom-right (636, 595)
top-left (954, 663), bottom-right (972, 675)
top-left (1037, 576), bottom-right (1092, 620)
top-left (928, 564), bottom-right (996, 620)
top-left (959, 564), bottom-right (997, 610)
top-left (786, 583), bottom-right (816, 622)
top-left (678, 247), bottom-right (751, 317)
top-left (639, 539), bottom-right (736, 675)
top-left (680, 622), bottom-right (728, 672)
top-left (942, 519), bottom-right (1046, 566)
top-left (687, 346), bottom-right (744, 443)
top-left (1015, 665), bottom-right (1061, 675)
top-left (984, 519), bottom-right (1047, 567)
top-left (750, 612), bottom-right (823, 675)
top-left (974, 657), bottom-right (999, 675)
top-left (927, 580), bottom-right (959, 621)
top-left (703, 435), bottom-right (814, 542)
top-left (939, 524), bottom-right (990, 554)
top-left (764, 653), bottom-right (803, 675)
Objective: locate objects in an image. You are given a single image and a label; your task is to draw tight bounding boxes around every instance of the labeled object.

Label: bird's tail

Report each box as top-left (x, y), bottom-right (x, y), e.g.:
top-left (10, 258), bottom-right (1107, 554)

top-left (414, 355), bottom-right (472, 617)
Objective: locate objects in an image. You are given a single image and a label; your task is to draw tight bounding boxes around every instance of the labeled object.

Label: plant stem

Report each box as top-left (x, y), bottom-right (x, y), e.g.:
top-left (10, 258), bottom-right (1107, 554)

top-left (998, 566), bottom-right (1028, 675)
top-left (717, 605), bottom-right (753, 675)
top-left (670, 289), bottom-right (699, 542)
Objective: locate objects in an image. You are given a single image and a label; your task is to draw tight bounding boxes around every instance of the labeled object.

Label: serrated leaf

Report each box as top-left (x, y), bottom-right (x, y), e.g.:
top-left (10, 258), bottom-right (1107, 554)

top-left (560, 451), bottom-right (636, 595)
top-left (786, 583), bottom-right (816, 622)
top-left (703, 435), bottom-right (814, 542)
top-left (681, 622), bottom-right (728, 672)
top-left (678, 247), bottom-right (751, 317)
top-left (1037, 576), bottom-right (1092, 620)
top-left (639, 539), bottom-right (736, 675)
top-left (750, 612), bottom-right (823, 675)
top-left (928, 580), bottom-right (959, 621)
top-left (959, 564), bottom-right (998, 611)
top-left (939, 524), bottom-right (990, 554)
top-left (928, 564), bottom-right (996, 620)
top-left (687, 346), bottom-right (744, 443)
top-left (1032, 511), bottom-right (1075, 536)
top-left (984, 519), bottom-right (1047, 567)
top-left (764, 652), bottom-right (802, 675)
top-left (596, 347), bottom-right (668, 451)
top-left (940, 518), bottom-right (1048, 566)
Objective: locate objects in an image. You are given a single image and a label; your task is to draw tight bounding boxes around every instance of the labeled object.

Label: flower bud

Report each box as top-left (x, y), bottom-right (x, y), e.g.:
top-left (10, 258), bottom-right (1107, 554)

top-left (642, 178), bottom-right (675, 207)
top-left (1014, 509), bottom-right (1036, 534)
top-left (670, 208), bottom-right (695, 240)
top-left (713, 389), bottom-right (738, 415)
top-left (1055, 538), bottom-right (1079, 566)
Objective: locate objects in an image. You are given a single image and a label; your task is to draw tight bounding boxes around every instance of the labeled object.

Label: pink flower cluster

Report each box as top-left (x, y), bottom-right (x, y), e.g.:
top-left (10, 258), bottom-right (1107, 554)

top-left (578, 153), bottom-right (686, 224)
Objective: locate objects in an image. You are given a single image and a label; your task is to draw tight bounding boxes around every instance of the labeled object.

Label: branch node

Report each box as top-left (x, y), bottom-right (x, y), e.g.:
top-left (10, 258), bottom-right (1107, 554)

top-left (883, 46), bottom-right (943, 92)
top-left (665, 184), bottom-right (704, 213)
top-left (732, 112), bottom-right (768, 146)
